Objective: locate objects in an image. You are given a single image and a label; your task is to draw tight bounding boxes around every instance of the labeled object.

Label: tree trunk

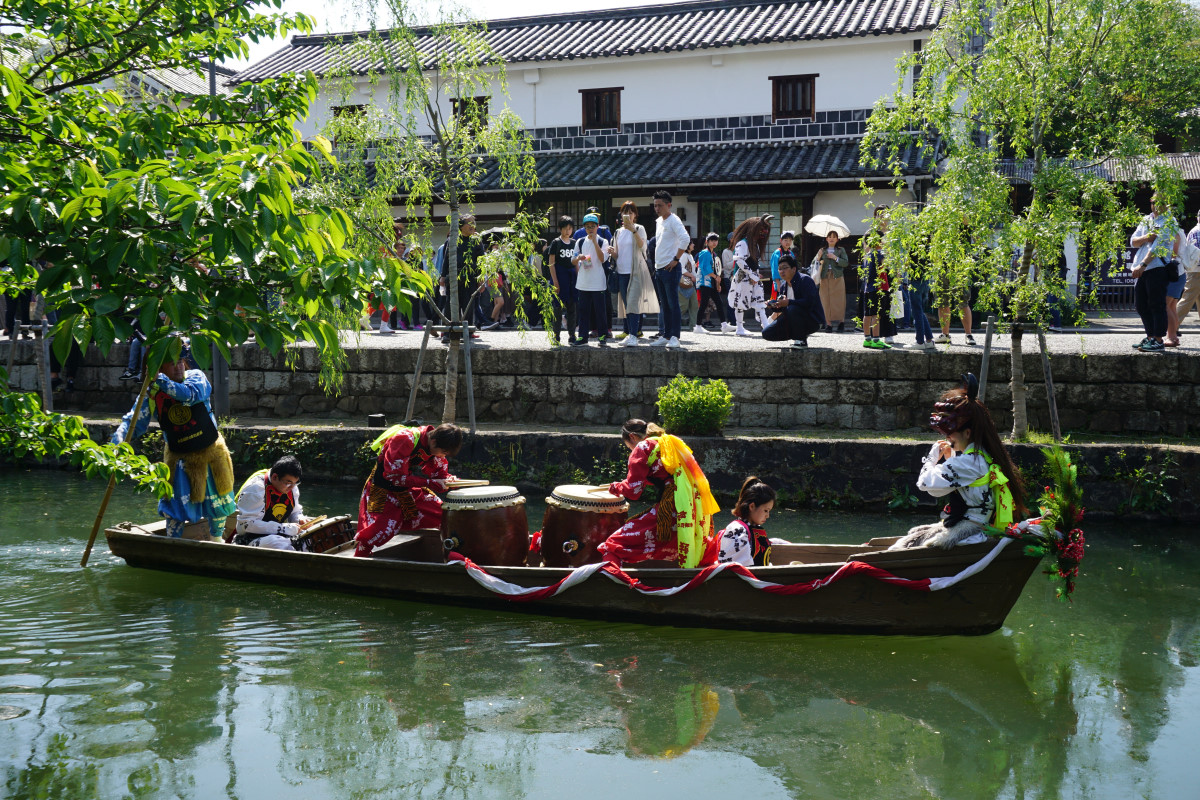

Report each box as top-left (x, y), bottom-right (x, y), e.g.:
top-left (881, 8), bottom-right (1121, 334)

top-left (1010, 320), bottom-right (1027, 439)
top-left (1009, 238), bottom-right (1036, 439)
top-left (442, 202), bottom-right (460, 423)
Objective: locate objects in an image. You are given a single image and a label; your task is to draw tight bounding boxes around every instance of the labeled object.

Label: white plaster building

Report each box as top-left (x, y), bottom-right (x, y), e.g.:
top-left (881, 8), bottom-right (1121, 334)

top-left (236, 0), bottom-right (938, 260)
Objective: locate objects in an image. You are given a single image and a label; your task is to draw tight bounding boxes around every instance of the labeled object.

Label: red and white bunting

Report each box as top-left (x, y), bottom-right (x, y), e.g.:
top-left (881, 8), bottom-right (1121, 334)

top-left (447, 537), bottom-right (1016, 602)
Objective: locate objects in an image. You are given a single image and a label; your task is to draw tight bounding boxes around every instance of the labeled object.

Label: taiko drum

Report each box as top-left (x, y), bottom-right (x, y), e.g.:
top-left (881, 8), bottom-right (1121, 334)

top-left (440, 486), bottom-right (529, 566)
top-left (540, 484), bottom-right (629, 568)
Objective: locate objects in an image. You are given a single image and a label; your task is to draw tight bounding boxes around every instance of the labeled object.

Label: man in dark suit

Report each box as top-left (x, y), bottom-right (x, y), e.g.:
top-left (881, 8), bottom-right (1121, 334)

top-left (762, 254), bottom-right (824, 348)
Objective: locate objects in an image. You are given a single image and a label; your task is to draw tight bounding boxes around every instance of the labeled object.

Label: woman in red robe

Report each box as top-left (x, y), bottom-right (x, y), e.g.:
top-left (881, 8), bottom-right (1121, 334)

top-left (355, 424), bottom-right (465, 557)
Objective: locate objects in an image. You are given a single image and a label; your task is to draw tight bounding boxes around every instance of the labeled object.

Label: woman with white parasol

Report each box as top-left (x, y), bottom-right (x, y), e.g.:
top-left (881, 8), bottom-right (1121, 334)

top-left (805, 215), bottom-right (851, 333)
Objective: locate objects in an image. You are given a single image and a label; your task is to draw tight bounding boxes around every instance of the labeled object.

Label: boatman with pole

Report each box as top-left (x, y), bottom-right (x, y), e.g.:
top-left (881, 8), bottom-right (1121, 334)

top-left (355, 423), bottom-right (465, 557)
top-left (110, 342), bottom-right (236, 541)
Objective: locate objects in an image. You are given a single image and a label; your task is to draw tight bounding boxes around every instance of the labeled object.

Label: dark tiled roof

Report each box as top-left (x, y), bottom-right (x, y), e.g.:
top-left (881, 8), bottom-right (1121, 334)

top-left (998, 152), bottom-right (1200, 184)
top-left (236, 0), bottom-right (941, 81)
top-left (145, 63), bottom-right (237, 96)
top-left (360, 137), bottom-right (935, 194)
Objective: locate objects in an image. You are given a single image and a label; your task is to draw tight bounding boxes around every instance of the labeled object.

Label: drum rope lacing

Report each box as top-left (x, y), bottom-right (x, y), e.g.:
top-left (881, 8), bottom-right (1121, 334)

top-left (441, 490), bottom-right (526, 511)
top-left (545, 492), bottom-right (630, 513)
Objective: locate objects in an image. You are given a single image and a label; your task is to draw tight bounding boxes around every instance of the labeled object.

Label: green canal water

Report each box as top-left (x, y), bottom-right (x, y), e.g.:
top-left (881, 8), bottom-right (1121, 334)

top-left (1, 469), bottom-right (1198, 799)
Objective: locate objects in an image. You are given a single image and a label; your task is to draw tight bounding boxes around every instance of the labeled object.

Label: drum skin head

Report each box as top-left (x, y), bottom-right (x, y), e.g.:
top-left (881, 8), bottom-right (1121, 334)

top-left (442, 486), bottom-right (525, 510)
top-left (546, 484), bottom-right (629, 513)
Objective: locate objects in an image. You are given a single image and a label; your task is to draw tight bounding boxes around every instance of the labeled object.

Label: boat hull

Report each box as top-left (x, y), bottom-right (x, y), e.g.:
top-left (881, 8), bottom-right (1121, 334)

top-left (103, 525), bottom-right (1042, 636)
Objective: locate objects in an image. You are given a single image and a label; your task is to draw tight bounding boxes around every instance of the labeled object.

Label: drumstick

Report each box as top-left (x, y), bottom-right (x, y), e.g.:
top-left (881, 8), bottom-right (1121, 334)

top-left (299, 515), bottom-right (328, 532)
top-left (587, 486), bottom-right (613, 494)
top-left (445, 479), bottom-right (490, 489)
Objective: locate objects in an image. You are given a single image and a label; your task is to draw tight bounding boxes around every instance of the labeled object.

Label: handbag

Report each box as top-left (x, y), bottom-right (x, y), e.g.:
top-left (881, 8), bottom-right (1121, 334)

top-left (809, 255), bottom-right (822, 287)
top-left (890, 286), bottom-right (905, 319)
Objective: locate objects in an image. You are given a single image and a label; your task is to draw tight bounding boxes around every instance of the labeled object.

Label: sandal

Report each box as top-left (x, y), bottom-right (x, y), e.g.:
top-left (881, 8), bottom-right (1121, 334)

top-left (1164, 337), bottom-right (1180, 347)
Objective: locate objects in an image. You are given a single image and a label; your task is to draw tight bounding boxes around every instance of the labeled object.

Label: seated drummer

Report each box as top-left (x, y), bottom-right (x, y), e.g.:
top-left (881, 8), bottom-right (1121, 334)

top-left (597, 419), bottom-right (720, 568)
top-left (355, 423), bottom-right (465, 557)
top-left (230, 455), bottom-right (310, 550)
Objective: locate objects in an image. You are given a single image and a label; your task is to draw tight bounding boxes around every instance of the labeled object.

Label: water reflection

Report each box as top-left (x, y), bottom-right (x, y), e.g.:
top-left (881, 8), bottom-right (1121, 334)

top-left (1, 470), bottom-right (1199, 798)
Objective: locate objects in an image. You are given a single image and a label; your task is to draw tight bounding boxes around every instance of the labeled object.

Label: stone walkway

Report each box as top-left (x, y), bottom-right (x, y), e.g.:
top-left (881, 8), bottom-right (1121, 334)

top-left (345, 311), bottom-right (1199, 358)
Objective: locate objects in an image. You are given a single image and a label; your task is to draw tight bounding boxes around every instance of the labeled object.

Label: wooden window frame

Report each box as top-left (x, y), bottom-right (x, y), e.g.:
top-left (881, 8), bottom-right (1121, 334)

top-left (579, 87), bottom-right (623, 132)
top-left (451, 96), bottom-right (490, 130)
top-left (769, 74), bottom-right (817, 122)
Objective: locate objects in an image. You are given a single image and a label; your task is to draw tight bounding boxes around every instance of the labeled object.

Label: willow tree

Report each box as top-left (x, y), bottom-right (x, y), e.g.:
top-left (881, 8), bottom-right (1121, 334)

top-left (318, 4), bottom-right (546, 423)
top-left (863, 0), bottom-right (1200, 438)
top-left (0, 0), bottom-right (373, 491)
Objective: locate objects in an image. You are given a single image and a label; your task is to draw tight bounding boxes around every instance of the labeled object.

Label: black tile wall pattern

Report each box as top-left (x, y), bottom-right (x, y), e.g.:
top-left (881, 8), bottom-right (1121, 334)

top-left (524, 109), bottom-right (875, 151)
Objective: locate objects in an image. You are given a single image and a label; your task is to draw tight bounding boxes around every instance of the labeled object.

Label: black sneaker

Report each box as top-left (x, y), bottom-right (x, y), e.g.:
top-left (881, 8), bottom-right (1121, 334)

top-left (119, 369), bottom-right (137, 381)
top-left (51, 377), bottom-right (64, 392)
top-left (837, 322), bottom-right (845, 333)
top-left (1133, 337), bottom-right (1151, 349)
top-left (597, 336), bottom-right (609, 345)
top-left (569, 338), bottom-right (586, 347)
top-left (65, 378), bottom-right (74, 392)
top-left (792, 339), bottom-right (809, 348)
top-left (1139, 339), bottom-right (1165, 352)
top-left (824, 325), bottom-right (833, 333)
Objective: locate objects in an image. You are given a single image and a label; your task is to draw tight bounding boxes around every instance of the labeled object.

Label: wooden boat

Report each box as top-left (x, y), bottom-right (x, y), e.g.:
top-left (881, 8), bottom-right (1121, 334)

top-left (103, 519), bottom-right (1044, 636)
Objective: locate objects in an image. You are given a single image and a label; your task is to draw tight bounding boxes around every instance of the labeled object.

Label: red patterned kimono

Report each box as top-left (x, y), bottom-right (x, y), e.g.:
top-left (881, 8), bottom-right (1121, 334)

top-left (355, 426), bottom-right (455, 557)
top-left (598, 438), bottom-right (699, 565)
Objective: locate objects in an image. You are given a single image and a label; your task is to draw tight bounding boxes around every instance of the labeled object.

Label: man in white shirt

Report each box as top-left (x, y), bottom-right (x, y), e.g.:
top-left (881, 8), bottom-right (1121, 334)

top-left (648, 189), bottom-right (689, 348)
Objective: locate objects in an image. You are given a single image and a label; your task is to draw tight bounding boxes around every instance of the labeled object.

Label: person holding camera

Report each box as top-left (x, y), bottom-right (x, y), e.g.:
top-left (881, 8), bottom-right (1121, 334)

top-left (762, 254), bottom-right (824, 348)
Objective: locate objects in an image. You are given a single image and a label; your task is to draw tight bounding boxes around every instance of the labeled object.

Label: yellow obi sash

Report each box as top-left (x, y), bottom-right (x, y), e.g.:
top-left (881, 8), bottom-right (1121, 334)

top-left (649, 434), bottom-right (720, 568)
top-left (965, 445), bottom-right (1015, 530)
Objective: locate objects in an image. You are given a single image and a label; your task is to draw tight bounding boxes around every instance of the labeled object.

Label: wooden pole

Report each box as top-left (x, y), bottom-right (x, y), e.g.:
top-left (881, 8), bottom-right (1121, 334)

top-left (404, 323), bottom-right (432, 423)
top-left (39, 319), bottom-right (52, 412)
top-left (6, 326), bottom-right (18, 384)
top-left (978, 315), bottom-right (996, 404)
top-left (81, 369), bottom-right (156, 567)
top-left (462, 321), bottom-right (477, 435)
top-left (1037, 329), bottom-right (1062, 442)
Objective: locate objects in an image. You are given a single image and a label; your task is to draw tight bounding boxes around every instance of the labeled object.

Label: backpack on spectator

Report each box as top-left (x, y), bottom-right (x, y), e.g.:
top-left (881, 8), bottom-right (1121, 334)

top-left (1179, 231), bottom-right (1200, 273)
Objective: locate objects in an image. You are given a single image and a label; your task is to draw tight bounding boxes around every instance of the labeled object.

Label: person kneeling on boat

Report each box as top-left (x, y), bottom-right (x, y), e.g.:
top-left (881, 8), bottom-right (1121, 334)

top-left (890, 374), bottom-right (1027, 550)
top-left (717, 477), bottom-right (778, 567)
top-left (110, 347), bottom-right (236, 541)
top-left (355, 423), bottom-right (465, 557)
top-left (229, 455), bottom-right (310, 550)
top-left (597, 419), bottom-right (720, 568)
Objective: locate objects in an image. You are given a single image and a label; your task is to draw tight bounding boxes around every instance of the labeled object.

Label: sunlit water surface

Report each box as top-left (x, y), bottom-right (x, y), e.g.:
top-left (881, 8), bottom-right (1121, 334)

top-left (1, 469), bottom-right (1198, 799)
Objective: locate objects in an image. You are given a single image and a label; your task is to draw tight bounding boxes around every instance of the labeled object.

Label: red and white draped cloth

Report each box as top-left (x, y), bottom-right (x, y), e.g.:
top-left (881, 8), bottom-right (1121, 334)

top-left (447, 533), bottom-right (1028, 603)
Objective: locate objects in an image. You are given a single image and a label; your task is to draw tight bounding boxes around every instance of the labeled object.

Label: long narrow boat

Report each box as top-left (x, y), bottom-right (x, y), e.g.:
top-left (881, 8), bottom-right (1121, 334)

top-left (104, 519), bottom-right (1045, 636)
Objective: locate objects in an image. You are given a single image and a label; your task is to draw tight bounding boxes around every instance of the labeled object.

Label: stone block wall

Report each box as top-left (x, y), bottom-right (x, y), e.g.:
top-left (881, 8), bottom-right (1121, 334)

top-left (10, 338), bottom-right (1200, 435)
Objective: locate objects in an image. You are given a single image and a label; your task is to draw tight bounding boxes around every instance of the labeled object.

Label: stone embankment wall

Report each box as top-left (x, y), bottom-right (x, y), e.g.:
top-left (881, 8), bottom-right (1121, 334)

top-left (76, 422), bottom-right (1200, 522)
top-left (10, 339), bottom-right (1200, 436)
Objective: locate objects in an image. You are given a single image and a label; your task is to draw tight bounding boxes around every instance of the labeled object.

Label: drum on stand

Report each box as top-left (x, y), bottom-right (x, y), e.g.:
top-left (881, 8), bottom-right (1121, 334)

top-left (293, 515), bottom-right (355, 554)
top-left (540, 485), bottom-right (628, 568)
top-left (440, 486), bottom-right (528, 566)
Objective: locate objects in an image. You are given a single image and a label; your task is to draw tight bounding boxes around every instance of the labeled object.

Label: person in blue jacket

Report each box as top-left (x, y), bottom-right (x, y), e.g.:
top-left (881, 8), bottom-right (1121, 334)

top-left (762, 254), bottom-right (824, 348)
